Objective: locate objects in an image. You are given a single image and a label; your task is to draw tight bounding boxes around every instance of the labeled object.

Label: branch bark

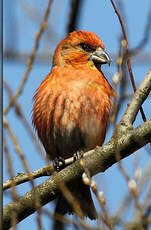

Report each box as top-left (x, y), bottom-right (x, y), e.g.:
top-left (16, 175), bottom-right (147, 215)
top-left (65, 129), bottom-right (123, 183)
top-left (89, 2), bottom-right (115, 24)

top-left (121, 68), bottom-right (151, 125)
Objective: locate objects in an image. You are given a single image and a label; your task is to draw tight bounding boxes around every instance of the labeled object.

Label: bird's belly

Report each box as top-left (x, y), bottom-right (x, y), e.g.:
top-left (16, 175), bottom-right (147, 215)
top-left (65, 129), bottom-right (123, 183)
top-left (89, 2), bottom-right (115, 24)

top-left (53, 113), bottom-right (107, 159)
top-left (80, 116), bottom-right (106, 150)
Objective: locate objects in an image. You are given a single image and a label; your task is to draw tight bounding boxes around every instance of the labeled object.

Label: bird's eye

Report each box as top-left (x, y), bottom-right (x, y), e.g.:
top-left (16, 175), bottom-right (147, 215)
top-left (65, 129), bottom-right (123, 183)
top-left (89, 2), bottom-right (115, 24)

top-left (80, 43), bottom-right (94, 52)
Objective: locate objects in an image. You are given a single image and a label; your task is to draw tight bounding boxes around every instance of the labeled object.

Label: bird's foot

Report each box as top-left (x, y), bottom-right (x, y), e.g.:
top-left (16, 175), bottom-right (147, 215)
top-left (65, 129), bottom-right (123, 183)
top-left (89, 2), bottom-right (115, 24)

top-left (53, 157), bottom-right (65, 171)
top-left (73, 150), bottom-right (84, 161)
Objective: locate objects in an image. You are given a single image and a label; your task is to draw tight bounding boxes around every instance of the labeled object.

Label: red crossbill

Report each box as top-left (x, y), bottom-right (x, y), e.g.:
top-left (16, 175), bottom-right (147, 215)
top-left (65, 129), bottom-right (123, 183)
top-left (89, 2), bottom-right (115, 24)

top-left (32, 31), bottom-right (115, 227)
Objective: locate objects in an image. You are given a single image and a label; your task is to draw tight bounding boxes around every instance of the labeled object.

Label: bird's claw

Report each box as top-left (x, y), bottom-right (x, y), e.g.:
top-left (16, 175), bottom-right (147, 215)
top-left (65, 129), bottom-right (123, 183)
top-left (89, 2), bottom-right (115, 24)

top-left (54, 157), bottom-right (65, 171)
top-left (73, 151), bottom-right (84, 161)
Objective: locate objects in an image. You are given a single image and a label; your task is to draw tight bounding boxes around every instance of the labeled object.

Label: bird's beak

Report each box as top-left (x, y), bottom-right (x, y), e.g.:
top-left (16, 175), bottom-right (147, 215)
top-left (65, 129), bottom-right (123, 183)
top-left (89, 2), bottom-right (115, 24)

top-left (91, 48), bottom-right (111, 66)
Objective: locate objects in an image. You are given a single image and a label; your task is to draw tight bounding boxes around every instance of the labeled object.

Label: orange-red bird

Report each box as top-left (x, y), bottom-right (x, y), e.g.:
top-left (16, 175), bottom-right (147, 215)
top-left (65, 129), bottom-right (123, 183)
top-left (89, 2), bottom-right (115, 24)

top-left (32, 31), bottom-right (115, 224)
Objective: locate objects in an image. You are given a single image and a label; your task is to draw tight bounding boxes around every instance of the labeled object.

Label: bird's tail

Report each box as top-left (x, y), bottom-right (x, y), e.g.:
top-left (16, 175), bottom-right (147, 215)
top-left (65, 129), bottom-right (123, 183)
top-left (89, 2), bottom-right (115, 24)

top-left (53, 179), bottom-right (97, 230)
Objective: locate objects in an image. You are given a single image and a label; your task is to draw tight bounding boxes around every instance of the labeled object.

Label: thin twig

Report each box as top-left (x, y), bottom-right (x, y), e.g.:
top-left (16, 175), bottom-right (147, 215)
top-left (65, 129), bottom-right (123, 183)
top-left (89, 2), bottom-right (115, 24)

top-left (3, 115), bottom-right (35, 188)
top-left (90, 181), bottom-right (114, 230)
top-left (3, 80), bottom-right (46, 161)
top-left (130, 4), bottom-right (151, 55)
top-left (111, 39), bottom-right (127, 123)
top-left (4, 0), bottom-right (52, 115)
top-left (3, 134), bottom-right (18, 229)
top-left (113, 123), bottom-right (144, 226)
top-left (115, 162), bottom-right (151, 218)
top-left (110, 0), bottom-right (147, 123)
top-left (48, 207), bottom-right (95, 230)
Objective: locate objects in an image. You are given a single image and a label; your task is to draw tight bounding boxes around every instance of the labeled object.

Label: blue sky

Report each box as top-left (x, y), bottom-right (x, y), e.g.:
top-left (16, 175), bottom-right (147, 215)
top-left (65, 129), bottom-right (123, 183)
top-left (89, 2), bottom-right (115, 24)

top-left (3, 1), bottom-right (151, 229)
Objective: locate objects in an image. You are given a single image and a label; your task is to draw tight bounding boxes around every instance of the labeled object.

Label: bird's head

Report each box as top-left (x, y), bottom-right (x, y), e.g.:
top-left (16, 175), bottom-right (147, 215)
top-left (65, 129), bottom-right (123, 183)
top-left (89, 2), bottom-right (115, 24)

top-left (53, 30), bottom-right (111, 69)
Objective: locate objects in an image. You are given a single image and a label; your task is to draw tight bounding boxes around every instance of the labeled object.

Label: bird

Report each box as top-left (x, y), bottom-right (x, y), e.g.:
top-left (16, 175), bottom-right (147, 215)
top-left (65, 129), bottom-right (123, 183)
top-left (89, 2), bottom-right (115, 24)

top-left (32, 30), bottom-right (115, 228)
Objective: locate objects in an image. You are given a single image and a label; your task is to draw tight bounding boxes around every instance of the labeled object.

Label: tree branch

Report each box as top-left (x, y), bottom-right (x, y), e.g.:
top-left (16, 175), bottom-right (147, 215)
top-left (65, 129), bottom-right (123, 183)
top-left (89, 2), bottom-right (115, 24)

top-left (3, 119), bottom-right (151, 229)
top-left (3, 165), bottom-right (54, 191)
top-left (121, 68), bottom-right (151, 126)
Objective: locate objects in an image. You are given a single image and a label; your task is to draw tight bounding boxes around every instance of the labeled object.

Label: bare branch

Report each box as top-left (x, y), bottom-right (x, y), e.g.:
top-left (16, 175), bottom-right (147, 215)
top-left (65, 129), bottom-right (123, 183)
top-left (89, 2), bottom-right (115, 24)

top-left (3, 164), bottom-right (54, 191)
top-left (4, 0), bottom-right (52, 115)
top-left (121, 68), bottom-right (151, 127)
top-left (3, 80), bottom-right (46, 160)
top-left (130, 4), bottom-right (151, 55)
top-left (3, 118), bottom-right (151, 229)
top-left (110, 0), bottom-right (147, 123)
